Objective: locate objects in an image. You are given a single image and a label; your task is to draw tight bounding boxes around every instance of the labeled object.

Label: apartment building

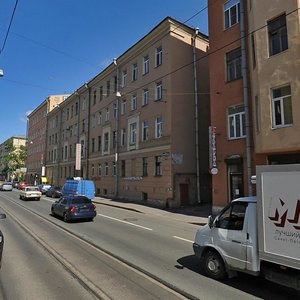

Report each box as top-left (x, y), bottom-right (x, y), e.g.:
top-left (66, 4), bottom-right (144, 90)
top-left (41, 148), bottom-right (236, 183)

top-left (208, 0), bottom-right (300, 213)
top-left (0, 135), bottom-right (27, 180)
top-left (248, 0), bottom-right (300, 165)
top-left (46, 17), bottom-right (211, 208)
top-left (26, 94), bottom-right (69, 184)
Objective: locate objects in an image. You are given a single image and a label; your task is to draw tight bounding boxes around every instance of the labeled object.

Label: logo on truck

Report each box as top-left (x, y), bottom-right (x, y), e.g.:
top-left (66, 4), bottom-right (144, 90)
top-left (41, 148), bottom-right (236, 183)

top-left (269, 199), bottom-right (300, 230)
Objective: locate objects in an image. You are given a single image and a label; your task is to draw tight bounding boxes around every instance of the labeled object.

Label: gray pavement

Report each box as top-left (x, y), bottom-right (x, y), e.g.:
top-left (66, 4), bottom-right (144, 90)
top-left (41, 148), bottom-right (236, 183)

top-left (93, 196), bottom-right (210, 226)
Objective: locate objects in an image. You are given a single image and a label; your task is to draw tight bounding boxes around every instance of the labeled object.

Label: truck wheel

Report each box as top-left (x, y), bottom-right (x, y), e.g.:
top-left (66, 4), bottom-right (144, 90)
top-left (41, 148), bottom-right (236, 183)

top-left (202, 250), bottom-right (226, 280)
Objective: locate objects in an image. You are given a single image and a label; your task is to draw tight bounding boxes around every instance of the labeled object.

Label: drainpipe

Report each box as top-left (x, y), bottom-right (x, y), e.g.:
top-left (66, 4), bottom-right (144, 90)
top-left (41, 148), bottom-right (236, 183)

top-left (113, 58), bottom-right (120, 199)
top-left (85, 83), bottom-right (91, 179)
top-left (240, 0), bottom-right (253, 196)
top-left (192, 27), bottom-right (201, 204)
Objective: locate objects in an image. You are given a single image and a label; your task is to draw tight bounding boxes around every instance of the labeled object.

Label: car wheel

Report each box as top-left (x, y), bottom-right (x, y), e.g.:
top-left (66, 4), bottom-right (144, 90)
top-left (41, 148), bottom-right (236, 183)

top-left (19, 195), bottom-right (22, 200)
top-left (37, 197), bottom-right (41, 201)
top-left (201, 250), bottom-right (226, 280)
top-left (51, 193), bottom-right (55, 198)
top-left (51, 208), bottom-right (56, 217)
top-left (63, 212), bottom-right (71, 223)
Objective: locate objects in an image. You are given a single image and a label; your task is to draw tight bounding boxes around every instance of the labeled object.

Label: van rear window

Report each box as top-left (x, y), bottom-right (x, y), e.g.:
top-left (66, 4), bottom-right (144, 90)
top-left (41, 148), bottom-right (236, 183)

top-left (71, 197), bottom-right (90, 204)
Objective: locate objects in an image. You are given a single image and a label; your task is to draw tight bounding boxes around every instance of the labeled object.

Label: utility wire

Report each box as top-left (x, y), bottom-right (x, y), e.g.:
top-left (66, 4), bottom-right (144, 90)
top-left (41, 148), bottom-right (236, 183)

top-left (0, 0), bottom-right (19, 55)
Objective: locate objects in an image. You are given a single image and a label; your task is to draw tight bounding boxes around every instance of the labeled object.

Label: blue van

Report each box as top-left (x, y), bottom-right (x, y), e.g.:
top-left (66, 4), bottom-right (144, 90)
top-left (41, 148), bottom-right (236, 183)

top-left (62, 179), bottom-right (95, 200)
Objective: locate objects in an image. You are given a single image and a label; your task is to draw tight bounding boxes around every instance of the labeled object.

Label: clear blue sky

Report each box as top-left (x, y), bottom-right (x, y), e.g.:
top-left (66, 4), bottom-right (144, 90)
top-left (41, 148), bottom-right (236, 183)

top-left (0, 0), bottom-right (208, 143)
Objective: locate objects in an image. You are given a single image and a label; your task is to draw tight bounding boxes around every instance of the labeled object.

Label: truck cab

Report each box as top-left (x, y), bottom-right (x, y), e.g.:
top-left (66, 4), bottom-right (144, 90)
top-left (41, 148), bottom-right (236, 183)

top-left (193, 197), bottom-right (259, 279)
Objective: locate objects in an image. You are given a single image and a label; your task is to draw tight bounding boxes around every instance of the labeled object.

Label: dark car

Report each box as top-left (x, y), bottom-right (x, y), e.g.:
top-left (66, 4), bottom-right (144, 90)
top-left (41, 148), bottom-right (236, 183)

top-left (38, 184), bottom-right (51, 194)
top-left (51, 195), bottom-right (97, 222)
top-left (0, 213), bottom-right (6, 268)
top-left (45, 186), bottom-right (62, 198)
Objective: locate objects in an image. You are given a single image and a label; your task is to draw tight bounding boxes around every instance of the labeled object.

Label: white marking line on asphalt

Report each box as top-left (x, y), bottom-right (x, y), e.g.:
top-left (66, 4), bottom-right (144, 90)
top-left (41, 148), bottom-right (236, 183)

top-left (98, 214), bottom-right (153, 231)
top-left (173, 236), bottom-right (194, 243)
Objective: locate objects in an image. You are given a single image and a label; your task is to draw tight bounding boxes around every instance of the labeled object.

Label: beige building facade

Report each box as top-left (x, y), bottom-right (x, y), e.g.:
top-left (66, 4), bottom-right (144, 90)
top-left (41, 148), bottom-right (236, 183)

top-left (249, 0), bottom-right (300, 164)
top-left (46, 17), bottom-right (211, 208)
top-left (26, 94), bottom-right (69, 184)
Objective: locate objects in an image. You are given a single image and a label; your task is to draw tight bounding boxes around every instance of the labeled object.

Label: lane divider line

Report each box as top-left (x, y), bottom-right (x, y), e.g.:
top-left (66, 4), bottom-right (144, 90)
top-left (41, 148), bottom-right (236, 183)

top-left (98, 214), bottom-right (153, 231)
top-left (173, 236), bottom-right (194, 243)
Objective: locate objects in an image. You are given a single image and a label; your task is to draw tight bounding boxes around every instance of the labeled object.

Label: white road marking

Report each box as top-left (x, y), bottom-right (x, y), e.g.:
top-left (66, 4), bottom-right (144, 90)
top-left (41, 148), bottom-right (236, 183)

top-left (98, 214), bottom-right (153, 231)
top-left (173, 236), bottom-right (194, 243)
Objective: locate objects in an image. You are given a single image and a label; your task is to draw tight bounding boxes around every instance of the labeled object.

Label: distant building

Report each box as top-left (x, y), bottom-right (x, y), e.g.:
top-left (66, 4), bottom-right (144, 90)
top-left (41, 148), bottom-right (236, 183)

top-left (0, 136), bottom-right (27, 180)
top-left (45, 17), bottom-right (211, 208)
top-left (26, 94), bottom-right (69, 184)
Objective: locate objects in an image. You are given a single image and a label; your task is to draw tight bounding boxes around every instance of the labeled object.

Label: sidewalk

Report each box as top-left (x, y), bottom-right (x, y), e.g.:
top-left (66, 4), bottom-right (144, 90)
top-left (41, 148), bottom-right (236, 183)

top-left (93, 196), bottom-right (210, 226)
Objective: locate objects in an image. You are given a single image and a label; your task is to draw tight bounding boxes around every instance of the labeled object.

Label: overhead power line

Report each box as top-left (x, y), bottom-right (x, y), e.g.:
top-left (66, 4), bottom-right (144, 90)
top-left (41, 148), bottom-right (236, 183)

top-left (0, 0), bottom-right (19, 55)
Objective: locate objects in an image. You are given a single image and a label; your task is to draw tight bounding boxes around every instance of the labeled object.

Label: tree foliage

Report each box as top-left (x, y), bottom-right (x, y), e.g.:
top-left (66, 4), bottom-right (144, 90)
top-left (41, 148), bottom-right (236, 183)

top-left (0, 139), bottom-right (27, 178)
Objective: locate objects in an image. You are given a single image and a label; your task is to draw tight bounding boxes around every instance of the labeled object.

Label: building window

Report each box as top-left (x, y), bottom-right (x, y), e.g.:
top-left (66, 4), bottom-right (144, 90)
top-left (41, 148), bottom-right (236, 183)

top-left (98, 163), bottom-right (102, 176)
top-left (64, 145), bottom-right (68, 160)
top-left (228, 105), bottom-right (246, 139)
top-left (100, 86), bottom-right (103, 101)
top-left (91, 138), bottom-right (95, 153)
top-left (114, 76), bottom-right (117, 93)
top-left (93, 90), bottom-right (97, 105)
top-left (226, 48), bottom-right (241, 82)
top-left (98, 111), bottom-right (102, 125)
top-left (143, 55), bottom-right (149, 75)
top-left (131, 95), bottom-right (137, 111)
top-left (106, 80), bottom-right (110, 97)
top-left (132, 63), bottom-right (138, 81)
top-left (224, 0), bottom-right (240, 29)
top-left (268, 14), bottom-right (288, 56)
top-left (155, 46), bottom-right (162, 67)
top-left (143, 89), bottom-right (149, 106)
top-left (155, 156), bottom-right (162, 176)
top-left (121, 128), bottom-right (126, 146)
top-left (121, 99), bottom-right (127, 115)
top-left (91, 114), bottom-right (96, 128)
top-left (271, 85), bottom-right (292, 128)
top-left (129, 122), bottom-right (137, 145)
top-left (91, 164), bottom-right (95, 176)
top-left (142, 157), bottom-right (148, 176)
top-left (105, 162), bottom-right (108, 176)
top-left (105, 108), bottom-right (109, 121)
top-left (104, 133), bottom-right (109, 151)
top-left (121, 160), bottom-right (126, 177)
top-left (155, 116), bottom-right (163, 138)
top-left (114, 102), bottom-right (118, 118)
top-left (122, 70), bottom-right (127, 87)
top-left (142, 120), bottom-right (149, 141)
top-left (98, 135), bottom-right (102, 152)
top-left (155, 82), bottom-right (162, 101)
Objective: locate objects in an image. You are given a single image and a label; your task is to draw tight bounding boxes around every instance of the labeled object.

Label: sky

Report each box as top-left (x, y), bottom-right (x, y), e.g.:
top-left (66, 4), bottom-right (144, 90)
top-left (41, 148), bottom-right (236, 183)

top-left (0, 0), bottom-right (208, 144)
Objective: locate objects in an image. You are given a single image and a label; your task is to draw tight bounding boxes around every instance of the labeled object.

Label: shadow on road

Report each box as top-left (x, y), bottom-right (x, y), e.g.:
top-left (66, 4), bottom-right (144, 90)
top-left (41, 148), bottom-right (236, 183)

top-left (177, 255), bottom-right (300, 300)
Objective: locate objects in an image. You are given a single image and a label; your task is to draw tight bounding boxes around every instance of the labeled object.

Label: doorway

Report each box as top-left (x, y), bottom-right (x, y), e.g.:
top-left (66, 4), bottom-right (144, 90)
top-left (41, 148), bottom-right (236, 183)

top-left (180, 184), bottom-right (189, 206)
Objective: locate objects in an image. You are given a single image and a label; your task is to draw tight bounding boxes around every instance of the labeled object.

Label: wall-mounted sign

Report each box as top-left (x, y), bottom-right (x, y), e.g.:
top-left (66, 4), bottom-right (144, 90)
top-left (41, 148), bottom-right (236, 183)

top-left (209, 126), bottom-right (218, 175)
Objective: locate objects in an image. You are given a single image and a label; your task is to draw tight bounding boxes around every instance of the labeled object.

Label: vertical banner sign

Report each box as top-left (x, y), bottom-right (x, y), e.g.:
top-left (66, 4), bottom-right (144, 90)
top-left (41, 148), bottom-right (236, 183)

top-left (75, 143), bottom-right (82, 171)
top-left (209, 126), bottom-right (218, 175)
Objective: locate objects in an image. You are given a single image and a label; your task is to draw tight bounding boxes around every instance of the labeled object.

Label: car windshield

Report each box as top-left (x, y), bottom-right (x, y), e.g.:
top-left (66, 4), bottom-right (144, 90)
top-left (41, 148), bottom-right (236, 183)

top-left (27, 187), bottom-right (39, 191)
top-left (71, 197), bottom-right (90, 205)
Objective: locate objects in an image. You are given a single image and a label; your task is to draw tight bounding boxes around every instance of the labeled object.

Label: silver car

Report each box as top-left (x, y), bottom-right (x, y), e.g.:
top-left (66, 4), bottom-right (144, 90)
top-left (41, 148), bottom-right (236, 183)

top-left (0, 183), bottom-right (13, 191)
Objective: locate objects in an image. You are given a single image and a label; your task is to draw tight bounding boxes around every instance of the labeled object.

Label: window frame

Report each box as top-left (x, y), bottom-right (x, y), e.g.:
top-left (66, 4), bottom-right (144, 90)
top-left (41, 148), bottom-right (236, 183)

top-left (228, 105), bottom-right (246, 140)
top-left (224, 0), bottom-right (240, 30)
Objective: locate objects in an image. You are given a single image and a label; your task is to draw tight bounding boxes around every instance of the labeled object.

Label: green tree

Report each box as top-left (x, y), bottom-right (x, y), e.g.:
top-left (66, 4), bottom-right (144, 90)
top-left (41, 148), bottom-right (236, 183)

top-left (0, 140), bottom-right (27, 180)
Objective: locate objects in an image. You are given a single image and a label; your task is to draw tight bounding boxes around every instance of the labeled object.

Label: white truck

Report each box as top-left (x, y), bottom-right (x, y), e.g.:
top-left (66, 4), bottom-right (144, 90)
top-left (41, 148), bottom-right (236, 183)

top-left (193, 164), bottom-right (300, 291)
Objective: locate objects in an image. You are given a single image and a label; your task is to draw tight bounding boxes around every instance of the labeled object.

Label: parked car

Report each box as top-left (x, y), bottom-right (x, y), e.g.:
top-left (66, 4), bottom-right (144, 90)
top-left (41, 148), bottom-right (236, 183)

top-left (38, 184), bottom-right (51, 194)
top-left (19, 186), bottom-right (42, 201)
top-left (12, 181), bottom-right (19, 189)
top-left (0, 212), bottom-right (6, 268)
top-left (0, 182), bottom-right (12, 191)
top-left (19, 182), bottom-right (29, 190)
top-left (45, 186), bottom-right (61, 198)
top-left (51, 195), bottom-right (97, 222)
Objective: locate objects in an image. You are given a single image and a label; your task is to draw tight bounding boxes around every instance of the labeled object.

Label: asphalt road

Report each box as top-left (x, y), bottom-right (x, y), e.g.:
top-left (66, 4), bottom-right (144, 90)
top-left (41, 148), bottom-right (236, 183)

top-left (0, 190), bottom-right (299, 300)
